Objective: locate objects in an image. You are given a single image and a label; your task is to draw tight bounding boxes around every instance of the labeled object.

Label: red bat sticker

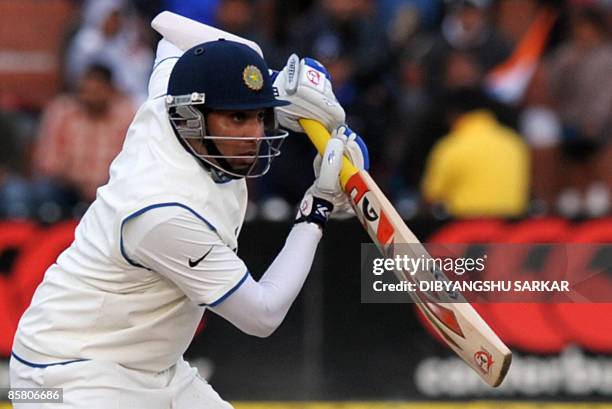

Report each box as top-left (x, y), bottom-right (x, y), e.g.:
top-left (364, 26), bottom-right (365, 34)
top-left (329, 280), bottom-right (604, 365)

top-left (474, 349), bottom-right (494, 374)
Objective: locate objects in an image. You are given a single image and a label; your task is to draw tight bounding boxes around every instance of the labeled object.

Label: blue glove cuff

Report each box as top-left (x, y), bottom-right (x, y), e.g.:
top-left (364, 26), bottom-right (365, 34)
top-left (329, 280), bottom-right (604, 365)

top-left (303, 58), bottom-right (332, 81)
top-left (341, 126), bottom-right (370, 171)
top-left (295, 195), bottom-right (334, 229)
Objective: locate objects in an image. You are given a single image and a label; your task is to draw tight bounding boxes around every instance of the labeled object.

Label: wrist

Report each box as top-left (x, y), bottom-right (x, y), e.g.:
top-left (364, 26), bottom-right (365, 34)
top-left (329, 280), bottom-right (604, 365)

top-left (295, 193), bottom-right (334, 229)
top-left (291, 221), bottom-right (324, 237)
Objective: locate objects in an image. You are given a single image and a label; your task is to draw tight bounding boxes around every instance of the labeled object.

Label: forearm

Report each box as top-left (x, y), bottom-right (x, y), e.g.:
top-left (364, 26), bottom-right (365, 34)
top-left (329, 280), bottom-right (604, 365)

top-left (211, 223), bottom-right (322, 337)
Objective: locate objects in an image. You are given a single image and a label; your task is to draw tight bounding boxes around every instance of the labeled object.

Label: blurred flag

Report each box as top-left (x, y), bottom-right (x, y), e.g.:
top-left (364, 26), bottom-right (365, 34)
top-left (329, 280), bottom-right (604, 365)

top-left (485, 8), bottom-right (558, 105)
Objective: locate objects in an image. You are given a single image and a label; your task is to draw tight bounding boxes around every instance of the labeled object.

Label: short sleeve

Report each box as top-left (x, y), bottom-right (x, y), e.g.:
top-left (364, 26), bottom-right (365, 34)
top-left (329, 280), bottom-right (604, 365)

top-left (122, 204), bottom-right (248, 306)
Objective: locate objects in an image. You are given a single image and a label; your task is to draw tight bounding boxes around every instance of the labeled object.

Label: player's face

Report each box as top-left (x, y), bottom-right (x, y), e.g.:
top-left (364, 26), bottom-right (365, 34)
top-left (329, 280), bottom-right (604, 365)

top-left (193, 109), bottom-right (267, 171)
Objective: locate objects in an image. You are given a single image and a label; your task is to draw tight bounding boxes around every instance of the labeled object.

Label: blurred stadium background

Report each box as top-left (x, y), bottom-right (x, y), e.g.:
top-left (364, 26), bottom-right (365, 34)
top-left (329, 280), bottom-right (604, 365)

top-left (0, 0), bottom-right (611, 407)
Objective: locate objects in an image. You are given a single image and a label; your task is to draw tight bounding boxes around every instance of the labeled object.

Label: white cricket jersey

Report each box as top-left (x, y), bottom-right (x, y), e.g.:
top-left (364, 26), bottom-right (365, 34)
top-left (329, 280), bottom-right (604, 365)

top-left (12, 96), bottom-right (249, 372)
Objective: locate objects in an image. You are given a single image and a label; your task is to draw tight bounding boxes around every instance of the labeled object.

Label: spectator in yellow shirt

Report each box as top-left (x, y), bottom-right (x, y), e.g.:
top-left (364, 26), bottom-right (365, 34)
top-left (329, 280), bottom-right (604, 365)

top-left (422, 87), bottom-right (529, 217)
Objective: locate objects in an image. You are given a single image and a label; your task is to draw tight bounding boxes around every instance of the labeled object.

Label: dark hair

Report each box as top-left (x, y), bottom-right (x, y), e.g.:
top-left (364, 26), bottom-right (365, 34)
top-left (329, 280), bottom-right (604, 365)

top-left (442, 86), bottom-right (492, 115)
top-left (439, 86), bottom-right (519, 129)
top-left (83, 63), bottom-right (114, 84)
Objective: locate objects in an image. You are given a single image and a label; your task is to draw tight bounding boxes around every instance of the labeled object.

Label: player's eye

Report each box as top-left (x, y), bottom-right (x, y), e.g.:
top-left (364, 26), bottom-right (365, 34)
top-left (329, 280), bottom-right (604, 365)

top-left (257, 111), bottom-right (266, 123)
top-left (231, 112), bottom-right (246, 122)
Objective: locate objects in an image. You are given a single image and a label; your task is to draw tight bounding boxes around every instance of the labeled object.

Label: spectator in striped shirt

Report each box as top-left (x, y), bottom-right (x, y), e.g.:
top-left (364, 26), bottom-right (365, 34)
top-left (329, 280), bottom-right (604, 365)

top-left (33, 64), bottom-right (136, 215)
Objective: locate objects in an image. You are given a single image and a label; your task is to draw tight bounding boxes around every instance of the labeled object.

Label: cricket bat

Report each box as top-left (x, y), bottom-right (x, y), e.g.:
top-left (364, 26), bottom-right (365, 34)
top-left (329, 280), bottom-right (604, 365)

top-left (299, 119), bottom-right (512, 387)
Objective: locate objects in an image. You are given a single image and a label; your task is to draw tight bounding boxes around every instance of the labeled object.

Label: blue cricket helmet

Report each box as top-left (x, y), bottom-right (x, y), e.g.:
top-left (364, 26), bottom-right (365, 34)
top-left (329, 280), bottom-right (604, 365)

top-left (167, 39), bottom-right (289, 110)
top-left (165, 39), bottom-right (290, 180)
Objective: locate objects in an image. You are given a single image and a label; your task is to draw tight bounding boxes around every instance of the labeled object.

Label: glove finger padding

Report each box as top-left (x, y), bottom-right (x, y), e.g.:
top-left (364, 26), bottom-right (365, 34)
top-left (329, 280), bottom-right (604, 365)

top-left (313, 125), bottom-right (370, 178)
top-left (274, 54), bottom-right (345, 133)
top-left (309, 125), bottom-right (370, 219)
top-left (314, 138), bottom-right (344, 195)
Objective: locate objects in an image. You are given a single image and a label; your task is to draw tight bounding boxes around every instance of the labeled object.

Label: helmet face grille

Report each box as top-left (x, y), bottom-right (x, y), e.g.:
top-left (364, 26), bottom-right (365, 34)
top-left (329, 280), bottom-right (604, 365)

top-left (166, 96), bottom-right (288, 179)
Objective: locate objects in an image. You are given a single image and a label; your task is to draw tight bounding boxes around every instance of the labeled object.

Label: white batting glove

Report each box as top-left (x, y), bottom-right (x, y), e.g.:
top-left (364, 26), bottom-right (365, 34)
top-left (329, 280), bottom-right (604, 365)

top-left (296, 138), bottom-right (345, 229)
top-left (314, 125), bottom-right (370, 177)
top-left (273, 54), bottom-right (345, 133)
top-left (312, 125), bottom-right (370, 217)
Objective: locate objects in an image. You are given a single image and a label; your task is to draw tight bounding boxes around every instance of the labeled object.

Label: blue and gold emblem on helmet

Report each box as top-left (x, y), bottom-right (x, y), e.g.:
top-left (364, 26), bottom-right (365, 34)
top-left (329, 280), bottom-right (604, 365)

top-left (243, 65), bottom-right (264, 91)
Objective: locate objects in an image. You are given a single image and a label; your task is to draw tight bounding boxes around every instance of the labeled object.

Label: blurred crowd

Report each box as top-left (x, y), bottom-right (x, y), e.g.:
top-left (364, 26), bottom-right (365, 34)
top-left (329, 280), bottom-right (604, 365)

top-left (0, 0), bottom-right (611, 222)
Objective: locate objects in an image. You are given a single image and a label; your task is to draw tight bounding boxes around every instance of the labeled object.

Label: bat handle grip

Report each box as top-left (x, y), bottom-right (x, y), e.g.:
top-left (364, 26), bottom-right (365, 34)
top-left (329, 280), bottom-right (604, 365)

top-left (299, 119), bottom-right (359, 189)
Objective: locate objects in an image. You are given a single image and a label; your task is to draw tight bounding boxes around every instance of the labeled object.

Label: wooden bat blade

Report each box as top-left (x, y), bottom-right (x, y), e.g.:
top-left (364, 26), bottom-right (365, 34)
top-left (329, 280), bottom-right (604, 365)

top-left (299, 118), bottom-right (512, 387)
top-left (356, 171), bottom-right (512, 387)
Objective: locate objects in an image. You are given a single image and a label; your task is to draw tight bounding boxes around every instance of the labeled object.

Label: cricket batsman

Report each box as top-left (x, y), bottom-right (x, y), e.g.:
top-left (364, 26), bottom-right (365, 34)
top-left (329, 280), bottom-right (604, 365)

top-left (9, 17), bottom-right (368, 409)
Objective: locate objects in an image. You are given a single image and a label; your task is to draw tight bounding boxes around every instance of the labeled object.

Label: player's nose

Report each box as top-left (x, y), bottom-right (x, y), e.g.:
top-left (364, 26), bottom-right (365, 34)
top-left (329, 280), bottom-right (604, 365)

top-left (242, 120), bottom-right (265, 144)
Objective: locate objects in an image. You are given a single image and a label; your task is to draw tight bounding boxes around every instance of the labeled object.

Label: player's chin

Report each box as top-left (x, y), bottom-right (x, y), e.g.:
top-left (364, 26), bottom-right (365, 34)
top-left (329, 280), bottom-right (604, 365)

top-left (231, 158), bottom-right (256, 171)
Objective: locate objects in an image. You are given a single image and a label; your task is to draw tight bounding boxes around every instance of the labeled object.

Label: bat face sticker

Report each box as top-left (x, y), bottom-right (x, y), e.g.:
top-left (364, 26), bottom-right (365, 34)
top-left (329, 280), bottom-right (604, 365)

top-left (474, 349), bottom-right (495, 374)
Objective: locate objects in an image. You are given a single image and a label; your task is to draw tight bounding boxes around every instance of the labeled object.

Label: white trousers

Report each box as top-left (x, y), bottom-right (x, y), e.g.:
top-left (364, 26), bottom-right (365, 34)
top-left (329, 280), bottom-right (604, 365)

top-left (9, 356), bottom-right (233, 409)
